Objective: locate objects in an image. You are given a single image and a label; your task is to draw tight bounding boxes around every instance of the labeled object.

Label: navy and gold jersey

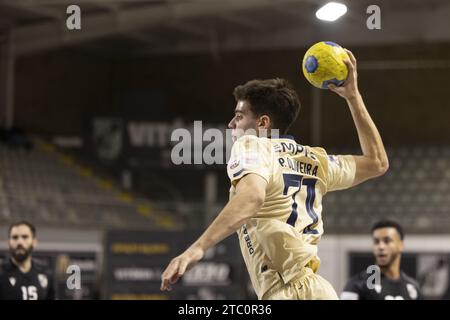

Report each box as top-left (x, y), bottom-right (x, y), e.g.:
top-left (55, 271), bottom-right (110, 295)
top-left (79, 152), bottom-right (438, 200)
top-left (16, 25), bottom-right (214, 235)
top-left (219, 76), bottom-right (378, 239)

top-left (227, 135), bottom-right (356, 299)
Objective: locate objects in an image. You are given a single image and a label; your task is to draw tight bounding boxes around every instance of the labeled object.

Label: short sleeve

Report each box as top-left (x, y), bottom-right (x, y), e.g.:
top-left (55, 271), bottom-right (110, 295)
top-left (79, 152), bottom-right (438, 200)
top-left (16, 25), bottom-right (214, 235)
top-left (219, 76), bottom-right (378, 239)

top-left (227, 135), bottom-right (273, 186)
top-left (327, 154), bottom-right (356, 192)
top-left (46, 272), bottom-right (56, 300)
top-left (341, 274), bottom-right (363, 300)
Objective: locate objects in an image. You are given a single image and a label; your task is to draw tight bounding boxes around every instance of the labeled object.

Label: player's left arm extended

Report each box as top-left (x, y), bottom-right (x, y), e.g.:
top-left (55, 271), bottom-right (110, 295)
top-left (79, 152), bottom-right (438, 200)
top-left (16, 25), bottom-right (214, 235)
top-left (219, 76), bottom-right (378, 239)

top-left (160, 173), bottom-right (267, 291)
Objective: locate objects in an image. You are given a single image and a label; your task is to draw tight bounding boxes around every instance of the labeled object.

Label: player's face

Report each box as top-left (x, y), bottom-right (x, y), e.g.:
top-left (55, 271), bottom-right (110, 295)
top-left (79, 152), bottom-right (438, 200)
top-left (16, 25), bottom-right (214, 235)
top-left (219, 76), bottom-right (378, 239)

top-left (372, 227), bottom-right (404, 268)
top-left (228, 100), bottom-right (259, 142)
top-left (8, 225), bottom-right (37, 263)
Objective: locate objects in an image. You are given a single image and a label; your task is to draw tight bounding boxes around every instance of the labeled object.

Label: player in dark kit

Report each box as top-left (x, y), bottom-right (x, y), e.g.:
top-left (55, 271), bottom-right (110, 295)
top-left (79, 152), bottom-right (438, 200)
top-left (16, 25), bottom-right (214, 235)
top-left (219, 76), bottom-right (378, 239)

top-left (341, 220), bottom-right (421, 300)
top-left (0, 221), bottom-right (55, 300)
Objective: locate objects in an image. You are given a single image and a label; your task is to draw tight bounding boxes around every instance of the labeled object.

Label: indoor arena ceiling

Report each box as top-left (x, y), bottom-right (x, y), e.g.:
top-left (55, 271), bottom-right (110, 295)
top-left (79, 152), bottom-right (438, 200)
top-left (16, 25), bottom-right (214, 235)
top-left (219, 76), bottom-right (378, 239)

top-left (0, 0), bottom-right (449, 56)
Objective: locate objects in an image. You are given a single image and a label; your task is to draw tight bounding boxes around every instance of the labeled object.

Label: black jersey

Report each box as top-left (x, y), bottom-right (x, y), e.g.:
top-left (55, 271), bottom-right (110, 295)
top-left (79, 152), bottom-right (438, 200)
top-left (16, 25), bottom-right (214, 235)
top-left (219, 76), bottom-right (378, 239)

top-left (341, 269), bottom-right (421, 300)
top-left (0, 258), bottom-right (55, 300)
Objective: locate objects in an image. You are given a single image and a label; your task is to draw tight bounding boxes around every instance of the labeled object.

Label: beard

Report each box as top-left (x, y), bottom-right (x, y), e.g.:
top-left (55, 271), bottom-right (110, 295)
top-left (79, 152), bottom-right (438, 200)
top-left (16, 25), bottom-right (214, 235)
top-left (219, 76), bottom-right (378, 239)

top-left (10, 245), bottom-right (33, 263)
top-left (377, 251), bottom-right (399, 268)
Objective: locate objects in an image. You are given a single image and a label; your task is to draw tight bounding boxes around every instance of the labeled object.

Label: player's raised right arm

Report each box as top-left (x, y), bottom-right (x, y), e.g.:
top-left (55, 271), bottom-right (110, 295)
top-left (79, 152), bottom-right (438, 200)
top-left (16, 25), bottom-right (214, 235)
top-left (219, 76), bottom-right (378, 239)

top-left (328, 49), bottom-right (389, 186)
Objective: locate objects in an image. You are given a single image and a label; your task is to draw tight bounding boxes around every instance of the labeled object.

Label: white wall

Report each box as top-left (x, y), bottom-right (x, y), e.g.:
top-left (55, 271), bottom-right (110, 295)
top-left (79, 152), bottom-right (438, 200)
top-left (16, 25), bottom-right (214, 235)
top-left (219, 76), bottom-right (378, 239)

top-left (0, 226), bottom-right (102, 252)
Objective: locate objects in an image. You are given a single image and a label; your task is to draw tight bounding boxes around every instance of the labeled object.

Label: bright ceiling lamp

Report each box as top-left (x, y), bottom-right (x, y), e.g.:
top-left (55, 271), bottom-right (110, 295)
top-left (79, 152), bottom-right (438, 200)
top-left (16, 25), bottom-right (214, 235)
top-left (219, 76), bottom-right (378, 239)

top-left (316, 2), bottom-right (348, 22)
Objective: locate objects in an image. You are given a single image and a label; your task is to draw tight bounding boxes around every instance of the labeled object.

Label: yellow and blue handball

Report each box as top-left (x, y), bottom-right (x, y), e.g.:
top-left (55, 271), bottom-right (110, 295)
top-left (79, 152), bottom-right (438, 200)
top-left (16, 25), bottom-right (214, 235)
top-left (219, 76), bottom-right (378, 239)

top-left (302, 41), bottom-right (349, 89)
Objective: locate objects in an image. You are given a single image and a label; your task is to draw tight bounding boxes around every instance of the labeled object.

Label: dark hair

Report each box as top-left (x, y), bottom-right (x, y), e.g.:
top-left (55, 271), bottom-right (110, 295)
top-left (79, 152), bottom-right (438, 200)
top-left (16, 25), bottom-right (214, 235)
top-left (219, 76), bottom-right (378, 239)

top-left (233, 78), bottom-right (301, 134)
top-left (371, 220), bottom-right (404, 240)
top-left (8, 221), bottom-right (36, 238)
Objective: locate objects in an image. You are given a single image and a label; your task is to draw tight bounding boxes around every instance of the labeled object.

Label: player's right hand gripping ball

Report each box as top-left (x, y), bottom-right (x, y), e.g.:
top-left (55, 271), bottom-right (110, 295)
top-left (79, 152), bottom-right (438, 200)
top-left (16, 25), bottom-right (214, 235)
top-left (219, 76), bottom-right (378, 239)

top-left (302, 41), bottom-right (350, 89)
